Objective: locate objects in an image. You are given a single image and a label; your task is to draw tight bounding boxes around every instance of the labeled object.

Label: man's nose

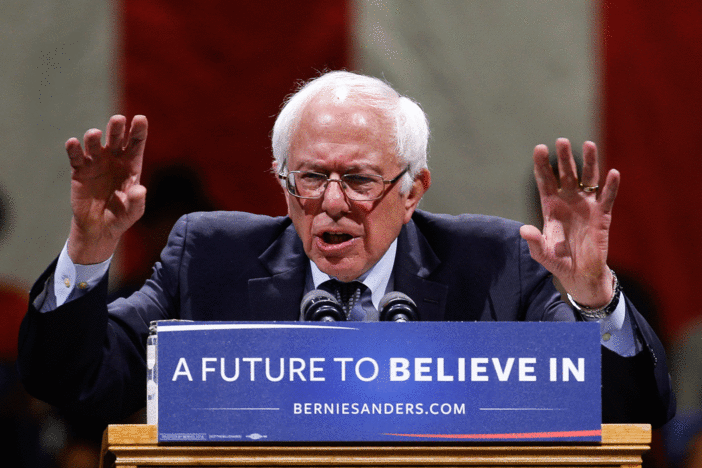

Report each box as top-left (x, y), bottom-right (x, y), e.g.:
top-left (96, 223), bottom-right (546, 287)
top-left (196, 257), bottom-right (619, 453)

top-left (321, 178), bottom-right (350, 216)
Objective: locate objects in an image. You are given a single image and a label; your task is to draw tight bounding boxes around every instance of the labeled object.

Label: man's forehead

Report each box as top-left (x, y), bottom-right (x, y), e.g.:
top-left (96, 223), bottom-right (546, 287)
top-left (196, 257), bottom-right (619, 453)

top-left (301, 91), bottom-right (391, 131)
top-left (314, 109), bottom-right (370, 128)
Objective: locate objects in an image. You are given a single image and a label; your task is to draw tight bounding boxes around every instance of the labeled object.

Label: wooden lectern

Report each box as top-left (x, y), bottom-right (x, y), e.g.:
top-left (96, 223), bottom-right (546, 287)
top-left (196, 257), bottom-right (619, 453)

top-left (100, 423), bottom-right (650, 467)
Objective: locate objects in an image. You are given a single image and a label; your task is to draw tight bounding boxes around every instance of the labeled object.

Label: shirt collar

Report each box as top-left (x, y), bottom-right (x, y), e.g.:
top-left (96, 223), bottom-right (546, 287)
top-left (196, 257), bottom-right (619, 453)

top-left (309, 239), bottom-right (397, 310)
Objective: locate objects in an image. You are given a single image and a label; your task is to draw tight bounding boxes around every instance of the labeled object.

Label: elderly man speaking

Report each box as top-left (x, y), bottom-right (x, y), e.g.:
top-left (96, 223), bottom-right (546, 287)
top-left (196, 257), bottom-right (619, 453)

top-left (18, 71), bottom-right (674, 429)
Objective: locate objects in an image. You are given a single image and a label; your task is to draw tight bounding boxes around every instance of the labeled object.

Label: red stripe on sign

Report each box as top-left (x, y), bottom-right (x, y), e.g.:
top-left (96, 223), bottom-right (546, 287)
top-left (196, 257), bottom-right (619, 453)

top-left (384, 430), bottom-right (601, 440)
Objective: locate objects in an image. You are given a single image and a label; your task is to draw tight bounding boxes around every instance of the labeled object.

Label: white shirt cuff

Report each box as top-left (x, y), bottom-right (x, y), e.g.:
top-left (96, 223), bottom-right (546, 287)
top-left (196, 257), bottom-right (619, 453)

top-left (52, 241), bottom-right (112, 307)
top-left (580, 291), bottom-right (639, 356)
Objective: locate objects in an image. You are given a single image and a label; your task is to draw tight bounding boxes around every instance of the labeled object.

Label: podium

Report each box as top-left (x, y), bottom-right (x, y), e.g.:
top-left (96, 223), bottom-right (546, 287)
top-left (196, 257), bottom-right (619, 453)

top-left (100, 424), bottom-right (650, 467)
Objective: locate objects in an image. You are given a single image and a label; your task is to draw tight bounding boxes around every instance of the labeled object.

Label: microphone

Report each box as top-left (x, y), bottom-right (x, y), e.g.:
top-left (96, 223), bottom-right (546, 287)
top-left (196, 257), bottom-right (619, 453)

top-left (300, 289), bottom-right (346, 322)
top-left (379, 292), bottom-right (420, 322)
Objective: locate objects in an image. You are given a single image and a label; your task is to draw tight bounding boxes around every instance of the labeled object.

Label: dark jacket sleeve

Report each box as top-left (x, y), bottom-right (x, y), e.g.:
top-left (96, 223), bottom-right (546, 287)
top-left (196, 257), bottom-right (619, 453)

top-left (17, 215), bottom-right (188, 425)
top-left (412, 210), bottom-right (676, 428)
top-left (518, 235), bottom-right (675, 428)
top-left (599, 296), bottom-right (676, 428)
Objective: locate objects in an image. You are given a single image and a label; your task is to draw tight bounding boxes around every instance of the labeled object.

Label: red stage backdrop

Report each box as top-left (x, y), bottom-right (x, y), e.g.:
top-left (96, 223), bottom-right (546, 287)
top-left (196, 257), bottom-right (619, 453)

top-left (118, 0), bottom-right (349, 288)
top-left (602, 1), bottom-right (702, 342)
top-left (116, 0), bottom-right (700, 343)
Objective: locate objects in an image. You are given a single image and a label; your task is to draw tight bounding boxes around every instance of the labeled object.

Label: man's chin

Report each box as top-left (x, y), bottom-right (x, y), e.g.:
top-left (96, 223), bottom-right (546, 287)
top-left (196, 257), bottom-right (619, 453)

top-left (313, 257), bottom-right (366, 282)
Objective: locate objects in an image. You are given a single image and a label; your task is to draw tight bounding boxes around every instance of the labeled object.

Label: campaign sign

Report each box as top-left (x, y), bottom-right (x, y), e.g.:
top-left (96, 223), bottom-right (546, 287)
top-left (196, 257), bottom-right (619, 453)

top-left (156, 321), bottom-right (601, 443)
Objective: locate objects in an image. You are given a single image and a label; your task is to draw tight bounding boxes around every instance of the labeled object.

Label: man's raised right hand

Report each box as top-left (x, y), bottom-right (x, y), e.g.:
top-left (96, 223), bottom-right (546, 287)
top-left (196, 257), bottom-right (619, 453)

top-left (66, 115), bottom-right (148, 265)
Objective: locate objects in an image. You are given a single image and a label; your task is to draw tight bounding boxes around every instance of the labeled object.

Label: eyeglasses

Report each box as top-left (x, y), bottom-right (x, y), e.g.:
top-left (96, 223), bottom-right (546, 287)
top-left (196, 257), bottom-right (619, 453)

top-left (279, 166), bottom-right (409, 201)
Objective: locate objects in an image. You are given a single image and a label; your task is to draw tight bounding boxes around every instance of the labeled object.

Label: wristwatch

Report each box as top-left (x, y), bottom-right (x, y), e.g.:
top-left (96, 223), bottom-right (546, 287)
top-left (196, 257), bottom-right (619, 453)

top-left (566, 269), bottom-right (622, 319)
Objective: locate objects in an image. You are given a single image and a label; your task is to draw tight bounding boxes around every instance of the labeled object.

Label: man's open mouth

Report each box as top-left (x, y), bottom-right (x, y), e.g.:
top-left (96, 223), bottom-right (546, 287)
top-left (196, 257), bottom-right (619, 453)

top-left (322, 232), bottom-right (354, 244)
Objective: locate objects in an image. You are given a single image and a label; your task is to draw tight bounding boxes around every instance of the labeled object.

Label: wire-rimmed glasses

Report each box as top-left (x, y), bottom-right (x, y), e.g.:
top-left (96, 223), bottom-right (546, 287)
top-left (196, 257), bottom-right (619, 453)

top-left (279, 166), bottom-right (409, 201)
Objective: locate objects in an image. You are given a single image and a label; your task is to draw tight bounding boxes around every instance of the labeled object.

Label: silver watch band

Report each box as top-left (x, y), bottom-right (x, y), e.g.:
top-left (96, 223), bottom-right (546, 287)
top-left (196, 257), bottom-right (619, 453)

top-left (566, 269), bottom-right (622, 319)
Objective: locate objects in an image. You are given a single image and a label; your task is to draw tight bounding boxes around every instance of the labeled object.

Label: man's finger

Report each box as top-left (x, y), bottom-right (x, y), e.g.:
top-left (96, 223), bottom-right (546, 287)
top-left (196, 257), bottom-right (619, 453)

top-left (533, 144), bottom-right (558, 198)
top-left (599, 169), bottom-right (620, 214)
top-left (123, 116), bottom-right (148, 183)
top-left (84, 128), bottom-right (103, 156)
top-left (519, 224), bottom-right (548, 264)
top-left (580, 141), bottom-right (599, 190)
top-left (556, 138), bottom-right (579, 191)
top-left (121, 116), bottom-right (147, 176)
top-left (125, 115), bottom-right (148, 154)
top-left (106, 115), bottom-right (127, 152)
top-left (65, 138), bottom-right (86, 169)
top-left (124, 116), bottom-right (147, 154)
top-left (125, 184), bottom-right (147, 221)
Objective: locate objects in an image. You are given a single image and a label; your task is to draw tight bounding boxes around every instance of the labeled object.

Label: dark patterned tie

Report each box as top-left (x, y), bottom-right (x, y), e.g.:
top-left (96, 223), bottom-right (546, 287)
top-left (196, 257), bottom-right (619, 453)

top-left (322, 280), bottom-right (365, 320)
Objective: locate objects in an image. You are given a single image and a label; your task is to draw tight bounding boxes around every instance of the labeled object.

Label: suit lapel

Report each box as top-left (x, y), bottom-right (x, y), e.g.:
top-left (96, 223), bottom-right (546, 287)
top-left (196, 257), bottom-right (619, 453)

top-left (248, 223), bottom-right (307, 321)
top-left (248, 217), bottom-right (449, 322)
top-left (393, 219), bottom-right (448, 321)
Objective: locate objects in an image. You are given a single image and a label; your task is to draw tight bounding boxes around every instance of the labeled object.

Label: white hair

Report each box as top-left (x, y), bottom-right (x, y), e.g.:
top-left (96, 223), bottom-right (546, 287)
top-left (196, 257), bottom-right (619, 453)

top-left (271, 71), bottom-right (429, 193)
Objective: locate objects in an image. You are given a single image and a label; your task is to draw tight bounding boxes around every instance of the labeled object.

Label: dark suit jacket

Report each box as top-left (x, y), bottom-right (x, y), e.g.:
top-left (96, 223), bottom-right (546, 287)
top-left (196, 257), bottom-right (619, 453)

top-left (17, 210), bottom-right (675, 428)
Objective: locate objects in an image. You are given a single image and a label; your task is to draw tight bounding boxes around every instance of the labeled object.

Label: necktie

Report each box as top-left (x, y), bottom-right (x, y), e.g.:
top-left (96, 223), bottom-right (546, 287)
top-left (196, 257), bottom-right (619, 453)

top-left (322, 280), bottom-right (375, 321)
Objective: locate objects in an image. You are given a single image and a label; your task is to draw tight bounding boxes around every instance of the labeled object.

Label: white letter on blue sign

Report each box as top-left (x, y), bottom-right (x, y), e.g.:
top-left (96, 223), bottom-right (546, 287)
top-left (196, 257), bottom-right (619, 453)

top-left (562, 358), bottom-right (585, 382)
top-left (202, 357), bottom-right (217, 381)
top-left (172, 358), bottom-right (193, 381)
top-left (550, 358), bottom-right (558, 381)
top-left (243, 358), bottom-right (262, 381)
top-left (519, 358), bottom-right (537, 381)
top-left (355, 358), bottom-right (378, 382)
top-left (415, 358), bottom-right (432, 381)
top-left (221, 358), bottom-right (240, 382)
top-left (265, 358), bottom-right (284, 382)
top-left (390, 358), bottom-right (410, 381)
top-left (290, 358), bottom-right (306, 381)
top-left (334, 358), bottom-right (353, 381)
top-left (437, 358), bottom-right (454, 381)
top-left (492, 357), bottom-right (515, 381)
top-left (310, 358), bottom-right (325, 381)
top-left (471, 358), bottom-right (489, 381)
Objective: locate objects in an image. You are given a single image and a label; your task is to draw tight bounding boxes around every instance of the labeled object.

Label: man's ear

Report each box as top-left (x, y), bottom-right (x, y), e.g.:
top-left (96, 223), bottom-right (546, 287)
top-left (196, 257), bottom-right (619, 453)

top-left (403, 169), bottom-right (431, 224)
top-left (272, 161), bottom-right (285, 189)
top-left (272, 160), bottom-right (292, 211)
